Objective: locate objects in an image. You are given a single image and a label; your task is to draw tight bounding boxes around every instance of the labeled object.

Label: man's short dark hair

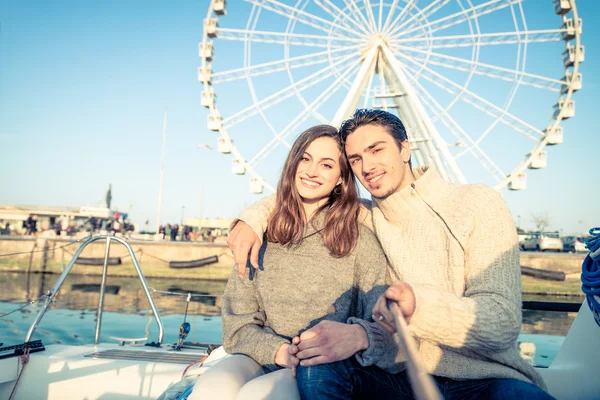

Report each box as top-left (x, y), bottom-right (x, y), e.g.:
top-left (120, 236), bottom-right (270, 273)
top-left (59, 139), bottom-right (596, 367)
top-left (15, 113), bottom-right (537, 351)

top-left (339, 109), bottom-right (411, 167)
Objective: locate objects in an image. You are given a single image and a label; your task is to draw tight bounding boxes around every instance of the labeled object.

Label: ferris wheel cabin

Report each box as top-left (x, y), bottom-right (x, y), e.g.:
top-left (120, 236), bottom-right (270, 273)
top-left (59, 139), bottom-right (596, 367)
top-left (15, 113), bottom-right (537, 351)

top-left (508, 173), bottom-right (527, 191)
top-left (544, 126), bottom-right (564, 146)
top-left (554, 0), bottom-right (572, 15)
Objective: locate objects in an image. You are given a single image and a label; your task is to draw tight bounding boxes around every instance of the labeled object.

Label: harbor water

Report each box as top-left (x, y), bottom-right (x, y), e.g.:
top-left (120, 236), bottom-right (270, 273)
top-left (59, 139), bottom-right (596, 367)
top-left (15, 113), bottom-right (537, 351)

top-left (0, 272), bottom-right (581, 368)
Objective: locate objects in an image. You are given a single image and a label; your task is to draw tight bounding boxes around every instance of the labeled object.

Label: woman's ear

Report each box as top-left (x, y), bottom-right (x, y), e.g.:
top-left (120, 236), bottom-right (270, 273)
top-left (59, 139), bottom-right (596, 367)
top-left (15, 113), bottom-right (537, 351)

top-left (337, 177), bottom-right (343, 186)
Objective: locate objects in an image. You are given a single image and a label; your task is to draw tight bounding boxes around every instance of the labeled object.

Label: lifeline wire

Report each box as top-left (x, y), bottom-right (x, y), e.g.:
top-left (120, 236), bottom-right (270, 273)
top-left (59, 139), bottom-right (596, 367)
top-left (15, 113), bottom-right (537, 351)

top-left (0, 293), bottom-right (50, 319)
top-left (581, 227), bottom-right (600, 326)
top-left (0, 236), bottom-right (88, 257)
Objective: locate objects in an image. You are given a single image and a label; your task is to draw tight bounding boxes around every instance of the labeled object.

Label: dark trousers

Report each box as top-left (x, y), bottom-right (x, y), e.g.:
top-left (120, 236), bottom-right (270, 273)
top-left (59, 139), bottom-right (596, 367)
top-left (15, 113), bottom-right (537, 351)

top-left (296, 357), bottom-right (554, 400)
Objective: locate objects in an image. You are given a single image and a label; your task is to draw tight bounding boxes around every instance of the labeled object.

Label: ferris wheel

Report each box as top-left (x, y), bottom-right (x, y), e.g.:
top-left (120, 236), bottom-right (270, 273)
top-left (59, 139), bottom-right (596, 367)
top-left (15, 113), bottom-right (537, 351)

top-left (198, 0), bottom-right (583, 194)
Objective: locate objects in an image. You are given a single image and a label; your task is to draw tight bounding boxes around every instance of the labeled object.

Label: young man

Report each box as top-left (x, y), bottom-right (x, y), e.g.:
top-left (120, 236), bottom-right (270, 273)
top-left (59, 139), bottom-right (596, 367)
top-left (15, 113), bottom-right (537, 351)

top-left (227, 109), bottom-right (552, 399)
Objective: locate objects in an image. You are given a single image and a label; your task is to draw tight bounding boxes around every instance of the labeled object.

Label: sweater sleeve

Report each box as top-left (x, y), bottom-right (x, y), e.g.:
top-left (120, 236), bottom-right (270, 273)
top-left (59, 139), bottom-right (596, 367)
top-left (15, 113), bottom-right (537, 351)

top-left (230, 194), bottom-right (276, 244)
top-left (407, 188), bottom-right (522, 353)
top-left (347, 227), bottom-right (405, 373)
top-left (221, 267), bottom-right (289, 370)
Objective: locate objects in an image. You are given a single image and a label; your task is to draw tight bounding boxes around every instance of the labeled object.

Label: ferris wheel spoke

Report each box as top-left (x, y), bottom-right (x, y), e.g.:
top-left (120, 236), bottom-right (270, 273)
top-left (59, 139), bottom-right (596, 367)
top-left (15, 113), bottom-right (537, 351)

top-left (381, 0), bottom-right (402, 33)
top-left (411, 78), bottom-right (506, 182)
top-left (340, 0), bottom-right (375, 33)
top-left (223, 54), bottom-right (357, 129)
top-left (249, 62), bottom-right (362, 168)
top-left (401, 0), bottom-right (522, 38)
top-left (387, 0), bottom-right (451, 37)
top-left (383, 0), bottom-right (420, 36)
top-left (313, 0), bottom-right (371, 36)
top-left (391, 28), bottom-right (566, 49)
top-left (245, 0), bottom-right (367, 39)
top-left (396, 46), bottom-right (564, 92)
top-left (216, 28), bottom-right (362, 48)
top-left (397, 53), bottom-right (543, 142)
top-left (212, 46), bottom-right (362, 84)
top-left (363, 0), bottom-right (379, 32)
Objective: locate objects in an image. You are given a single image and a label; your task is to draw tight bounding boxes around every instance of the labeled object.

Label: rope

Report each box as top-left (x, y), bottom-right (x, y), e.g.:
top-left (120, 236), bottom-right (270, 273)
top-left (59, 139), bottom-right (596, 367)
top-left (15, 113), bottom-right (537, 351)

top-left (8, 347), bottom-right (30, 400)
top-left (139, 250), bottom-right (171, 264)
top-left (581, 227), bottom-right (600, 327)
top-left (0, 293), bottom-right (50, 319)
top-left (0, 237), bottom-right (87, 257)
top-left (62, 247), bottom-right (142, 260)
top-left (149, 287), bottom-right (222, 299)
top-left (182, 355), bottom-right (208, 378)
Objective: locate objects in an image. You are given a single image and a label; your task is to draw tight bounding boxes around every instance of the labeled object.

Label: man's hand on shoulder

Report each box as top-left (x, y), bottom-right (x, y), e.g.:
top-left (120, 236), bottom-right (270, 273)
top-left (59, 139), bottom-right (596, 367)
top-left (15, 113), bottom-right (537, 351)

top-left (227, 220), bottom-right (261, 277)
top-left (295, 321), bottom-right (368, 367)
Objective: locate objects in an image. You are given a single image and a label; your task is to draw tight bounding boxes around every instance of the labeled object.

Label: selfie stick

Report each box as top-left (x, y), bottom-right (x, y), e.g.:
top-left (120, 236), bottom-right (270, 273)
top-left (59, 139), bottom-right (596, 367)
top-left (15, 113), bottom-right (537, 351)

top-left (387, 299), bottom-right (443, 400)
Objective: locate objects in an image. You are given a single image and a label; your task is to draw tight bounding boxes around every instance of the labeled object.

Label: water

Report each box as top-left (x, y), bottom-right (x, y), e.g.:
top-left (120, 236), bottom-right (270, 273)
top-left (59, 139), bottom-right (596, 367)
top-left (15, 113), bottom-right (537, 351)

top-left (0, 272), bottom-right (580, 368)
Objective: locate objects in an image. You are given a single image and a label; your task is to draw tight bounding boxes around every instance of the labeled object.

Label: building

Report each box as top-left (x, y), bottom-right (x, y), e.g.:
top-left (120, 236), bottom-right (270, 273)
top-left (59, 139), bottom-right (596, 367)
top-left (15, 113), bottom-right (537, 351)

top-left (0, 204), bottom-right (111, 234)
top-left (183, 217), bottom-right (232, 238)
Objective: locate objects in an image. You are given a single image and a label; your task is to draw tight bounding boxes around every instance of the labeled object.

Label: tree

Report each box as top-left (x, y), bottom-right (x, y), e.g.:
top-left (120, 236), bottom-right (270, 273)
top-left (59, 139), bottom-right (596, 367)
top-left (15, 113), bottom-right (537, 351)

top-left (106, 184), bottom-right (112, 209)
top-left (531, 212), bottom-right (549, 232)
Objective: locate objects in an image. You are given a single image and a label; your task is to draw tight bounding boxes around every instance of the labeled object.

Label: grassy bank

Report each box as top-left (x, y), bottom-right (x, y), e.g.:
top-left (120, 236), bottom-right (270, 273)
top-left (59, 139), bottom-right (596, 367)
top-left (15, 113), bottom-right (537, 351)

top-left (522, 275), bottom-right (583, 297)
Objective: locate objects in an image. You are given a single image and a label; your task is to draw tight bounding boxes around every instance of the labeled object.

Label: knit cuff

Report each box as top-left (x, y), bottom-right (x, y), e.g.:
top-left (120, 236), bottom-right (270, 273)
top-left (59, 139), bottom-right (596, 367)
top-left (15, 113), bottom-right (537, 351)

top-left (253, 336), bottom-right (290, 372)
top-left (347, 317), bottom-right (385, 367)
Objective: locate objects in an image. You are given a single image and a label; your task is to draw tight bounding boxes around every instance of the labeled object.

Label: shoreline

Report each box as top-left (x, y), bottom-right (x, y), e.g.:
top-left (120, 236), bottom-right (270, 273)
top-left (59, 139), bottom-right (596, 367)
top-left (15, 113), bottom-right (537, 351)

top-left (0, 269), bottom-right (585, 297)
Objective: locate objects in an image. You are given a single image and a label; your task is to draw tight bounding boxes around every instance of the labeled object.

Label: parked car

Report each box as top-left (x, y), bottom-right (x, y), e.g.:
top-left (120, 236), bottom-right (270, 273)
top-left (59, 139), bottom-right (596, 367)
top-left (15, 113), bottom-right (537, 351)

top-left (561, 236), bottom-right (588, 253)
top-left (521, 232), bottom-right (563, 252)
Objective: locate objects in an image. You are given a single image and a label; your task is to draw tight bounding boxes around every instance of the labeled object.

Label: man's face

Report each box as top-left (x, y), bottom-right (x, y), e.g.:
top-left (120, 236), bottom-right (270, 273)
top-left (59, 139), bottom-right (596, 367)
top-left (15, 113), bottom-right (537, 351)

top-left (345, 124), bottom-right (410, 199)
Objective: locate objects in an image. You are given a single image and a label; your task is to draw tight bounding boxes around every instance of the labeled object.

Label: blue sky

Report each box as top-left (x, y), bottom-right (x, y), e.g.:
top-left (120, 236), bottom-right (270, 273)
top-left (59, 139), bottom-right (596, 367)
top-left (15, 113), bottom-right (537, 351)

top-left (0, 0), bottom-right (597, 234)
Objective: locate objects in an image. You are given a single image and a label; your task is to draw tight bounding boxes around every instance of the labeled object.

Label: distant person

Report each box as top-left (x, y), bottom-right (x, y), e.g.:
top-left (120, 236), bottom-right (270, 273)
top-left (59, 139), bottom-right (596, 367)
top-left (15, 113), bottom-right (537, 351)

top-left (207, 230), bottom-right (215, 243)
top-left (159, 225), bottom-right (165, 239)
top-left (55, 221), bottom-right (62, 236)
top-left (171, 224), bottom-right (179, 241)
top-left (2, 222), bottom-right (10, 235)
top-left (183, 225), bottom-right (191, 241)
top-left (25, 215), bottom-right (34, 235)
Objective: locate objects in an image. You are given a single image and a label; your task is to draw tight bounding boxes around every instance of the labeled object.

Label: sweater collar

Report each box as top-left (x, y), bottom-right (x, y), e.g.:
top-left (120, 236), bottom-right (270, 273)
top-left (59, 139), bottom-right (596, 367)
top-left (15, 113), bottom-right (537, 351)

top-left (373, 166), bottom-right (447, 222)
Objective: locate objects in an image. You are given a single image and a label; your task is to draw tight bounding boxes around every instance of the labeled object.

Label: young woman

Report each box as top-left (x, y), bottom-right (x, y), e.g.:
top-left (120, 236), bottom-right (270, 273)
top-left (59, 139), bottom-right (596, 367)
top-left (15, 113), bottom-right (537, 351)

top-left (189, 125), bottom-right (394, 400)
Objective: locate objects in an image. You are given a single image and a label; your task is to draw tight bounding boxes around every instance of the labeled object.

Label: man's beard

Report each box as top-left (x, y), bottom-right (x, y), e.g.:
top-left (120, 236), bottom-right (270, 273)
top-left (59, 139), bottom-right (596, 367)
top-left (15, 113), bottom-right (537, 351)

top-left (369, 189), bottom-right (396, 200)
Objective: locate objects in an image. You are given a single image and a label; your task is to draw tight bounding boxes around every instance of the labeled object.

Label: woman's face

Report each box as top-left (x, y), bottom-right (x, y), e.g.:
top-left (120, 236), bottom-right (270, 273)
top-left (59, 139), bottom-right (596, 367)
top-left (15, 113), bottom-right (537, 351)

top-left (295, 136), bottom-right (342, 206)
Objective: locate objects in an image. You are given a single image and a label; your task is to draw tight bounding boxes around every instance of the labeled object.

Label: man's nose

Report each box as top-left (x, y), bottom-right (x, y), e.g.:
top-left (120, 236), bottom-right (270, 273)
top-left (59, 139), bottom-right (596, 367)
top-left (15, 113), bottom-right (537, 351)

top-left (362, 156), bottom-right (375, 175)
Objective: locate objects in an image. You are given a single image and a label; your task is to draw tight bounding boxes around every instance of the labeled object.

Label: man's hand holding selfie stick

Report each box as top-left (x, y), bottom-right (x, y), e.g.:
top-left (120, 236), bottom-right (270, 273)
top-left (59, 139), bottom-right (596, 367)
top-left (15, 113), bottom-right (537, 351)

top-left (373, 281), bottom-right (442, 400)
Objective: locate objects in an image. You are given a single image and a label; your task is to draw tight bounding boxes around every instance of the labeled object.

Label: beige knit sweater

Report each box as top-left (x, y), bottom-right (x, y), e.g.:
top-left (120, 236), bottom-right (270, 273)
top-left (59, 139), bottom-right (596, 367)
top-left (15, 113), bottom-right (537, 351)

top-left (235, 167), bottom-right (546, 389)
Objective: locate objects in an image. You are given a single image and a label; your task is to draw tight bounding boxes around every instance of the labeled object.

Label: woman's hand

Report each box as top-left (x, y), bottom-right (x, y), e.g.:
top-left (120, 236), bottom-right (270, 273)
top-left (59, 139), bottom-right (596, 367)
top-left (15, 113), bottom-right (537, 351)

top-left (372, 281), bottom-right (416, 333)
top-left (275, 343), bottom-right (300, 370)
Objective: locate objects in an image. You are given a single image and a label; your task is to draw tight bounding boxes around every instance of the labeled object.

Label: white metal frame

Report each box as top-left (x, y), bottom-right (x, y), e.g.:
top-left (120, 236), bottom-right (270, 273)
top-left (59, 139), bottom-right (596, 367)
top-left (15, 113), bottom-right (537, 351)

top-left (199, 0), bottom-right (583, 194)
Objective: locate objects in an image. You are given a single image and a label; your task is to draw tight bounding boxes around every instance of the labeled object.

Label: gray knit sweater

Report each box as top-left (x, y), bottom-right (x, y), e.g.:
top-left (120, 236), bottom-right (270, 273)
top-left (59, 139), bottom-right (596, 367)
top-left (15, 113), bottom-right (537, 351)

top-left (221, 212), bottom-right (398, 372)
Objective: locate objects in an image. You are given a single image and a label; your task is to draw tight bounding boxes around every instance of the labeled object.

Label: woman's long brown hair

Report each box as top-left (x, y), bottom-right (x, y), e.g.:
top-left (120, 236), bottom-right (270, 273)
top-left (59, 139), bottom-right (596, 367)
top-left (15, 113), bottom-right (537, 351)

top-left (267, 125), bottom-right (360, 257)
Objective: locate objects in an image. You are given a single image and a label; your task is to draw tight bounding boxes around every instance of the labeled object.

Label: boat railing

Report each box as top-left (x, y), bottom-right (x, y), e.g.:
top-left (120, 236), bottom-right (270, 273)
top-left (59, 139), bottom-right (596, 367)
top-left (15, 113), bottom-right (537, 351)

top-left (24, 235), bottom-right (164, 345)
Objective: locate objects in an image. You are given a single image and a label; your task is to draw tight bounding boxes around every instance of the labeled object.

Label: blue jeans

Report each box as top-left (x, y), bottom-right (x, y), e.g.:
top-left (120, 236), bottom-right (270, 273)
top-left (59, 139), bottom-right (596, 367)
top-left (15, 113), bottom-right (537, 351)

top-left (296, 358), bottom-right (554, 400)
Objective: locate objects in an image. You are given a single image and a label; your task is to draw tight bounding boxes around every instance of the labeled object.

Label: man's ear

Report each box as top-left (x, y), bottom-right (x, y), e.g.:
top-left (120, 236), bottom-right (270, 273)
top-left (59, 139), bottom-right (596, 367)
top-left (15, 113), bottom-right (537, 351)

top-left (401, 140), bottom-right (411, 163)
